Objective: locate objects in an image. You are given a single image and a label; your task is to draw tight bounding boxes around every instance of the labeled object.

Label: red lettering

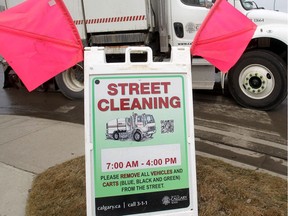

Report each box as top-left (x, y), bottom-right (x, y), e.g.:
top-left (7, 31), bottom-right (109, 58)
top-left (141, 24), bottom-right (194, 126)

top-left (129, 83), bottom-right (140, 95)
top-left (161, 82), bottom-right (171, 93)
top-left (151, 82), bottom-right (161, 94)
top-left (142, 97), bottom-right (153, 109)
top-left (158, 97), bottom-right (169, 108)
top-left (107, 82), bottom-right (171, 96)
top-left (98, 96), bottom-right (180, 111)
top-left (107, 83), bottom-right (118, 96)
top-left (118, 83), bottom-right (128, 95)
top-left (120, 98), bottom-right (130, 110)
top-left (130, 98), bottom-right (142, 110)
top-left (98, 99), bottom-right (109, 111)
top-left (140, 82), bottom-right (150, 94)
top-left (110, 99), bottom-right (119, 111)
top-left (153, 97), bottom-right (158, 109)
top-left (170, 96), bottom-right (181, 108)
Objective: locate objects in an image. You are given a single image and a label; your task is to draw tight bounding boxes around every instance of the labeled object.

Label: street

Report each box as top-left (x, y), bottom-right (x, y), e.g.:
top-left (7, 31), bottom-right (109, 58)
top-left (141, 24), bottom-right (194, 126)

top-left (0, 71), bottom-right (287, 177)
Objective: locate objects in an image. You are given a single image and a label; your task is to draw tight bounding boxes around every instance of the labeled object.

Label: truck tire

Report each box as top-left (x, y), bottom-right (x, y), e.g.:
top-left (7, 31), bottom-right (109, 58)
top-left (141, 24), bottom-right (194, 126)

top-left (55, 63), bottom-right (84, 99)
top-left (133, 131), bottom-right (142, 142)
top-left (113, 132), bottom-right (119, 140)
top-left (228, 50), bottom-right (287, 110)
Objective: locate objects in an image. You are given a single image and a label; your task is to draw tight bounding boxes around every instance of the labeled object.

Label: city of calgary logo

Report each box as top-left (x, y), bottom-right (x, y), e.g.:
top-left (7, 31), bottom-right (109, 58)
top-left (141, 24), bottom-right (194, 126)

top-left (162, 196), bottom-right (170, 206)
top-left (162, 195), bottom-right (188, 205)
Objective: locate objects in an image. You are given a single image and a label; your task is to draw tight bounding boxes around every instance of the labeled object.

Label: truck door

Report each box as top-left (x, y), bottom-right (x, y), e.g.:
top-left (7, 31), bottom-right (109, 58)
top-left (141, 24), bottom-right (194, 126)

top-left (0, 0), bottom-right (21, 9)
top-left (169, 0), bottom-right (211, 47)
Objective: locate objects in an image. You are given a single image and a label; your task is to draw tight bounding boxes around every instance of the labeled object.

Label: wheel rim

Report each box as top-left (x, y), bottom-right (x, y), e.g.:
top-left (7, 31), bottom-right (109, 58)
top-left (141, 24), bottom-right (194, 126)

top-left (62, 64), bottom-right (84, 92)
top-left (239, 64), bottom-right (275, 100)
top-left (134, 132), bottom-right (141, 141)
top-left (113, 132), bottom-right (119, 140)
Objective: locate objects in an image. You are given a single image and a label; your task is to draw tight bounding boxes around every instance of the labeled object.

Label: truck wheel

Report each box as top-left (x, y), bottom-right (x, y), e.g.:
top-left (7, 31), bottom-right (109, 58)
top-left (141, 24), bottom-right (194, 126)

top-left (133, 131), bottom-right (142, 142)
top-left (55, 63), bottom-right (84, 99)
top-left (113, 132), bottom-right (119, 140)
top-left (228, 50), bottom-right (287, 110)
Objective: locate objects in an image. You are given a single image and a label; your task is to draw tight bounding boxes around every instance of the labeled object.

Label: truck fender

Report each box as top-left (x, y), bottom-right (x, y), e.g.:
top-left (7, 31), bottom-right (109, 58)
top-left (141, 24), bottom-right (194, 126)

top-left (252, 24), bottom-right (288, 44)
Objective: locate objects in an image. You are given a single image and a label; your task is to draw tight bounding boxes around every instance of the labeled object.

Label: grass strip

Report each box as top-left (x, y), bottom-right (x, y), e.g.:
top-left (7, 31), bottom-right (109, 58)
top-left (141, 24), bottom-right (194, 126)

top-left (26, 156), bottom-right (287, 216)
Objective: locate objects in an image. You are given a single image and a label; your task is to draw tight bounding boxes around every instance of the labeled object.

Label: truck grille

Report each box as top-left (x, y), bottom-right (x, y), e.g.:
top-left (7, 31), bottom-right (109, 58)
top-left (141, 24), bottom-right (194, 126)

top-left (90, 33), bottom-right (146, 45)
top-left (149, 126), bottom-right (156, 131)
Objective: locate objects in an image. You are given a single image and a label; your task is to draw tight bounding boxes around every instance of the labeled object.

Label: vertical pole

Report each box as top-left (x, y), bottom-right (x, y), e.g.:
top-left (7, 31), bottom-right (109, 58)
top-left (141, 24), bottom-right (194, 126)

top-left (4, 0), bottom-right (8, 9)
top-left (80, 0), bottom-right (88, 46)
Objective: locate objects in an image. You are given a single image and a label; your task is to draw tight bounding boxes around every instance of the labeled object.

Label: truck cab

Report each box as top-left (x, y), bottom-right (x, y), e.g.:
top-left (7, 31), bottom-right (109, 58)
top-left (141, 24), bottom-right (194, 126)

top-left (165, 0), bottom-right (287, 110)
top-left (134, 114), bottom-right (156, 139)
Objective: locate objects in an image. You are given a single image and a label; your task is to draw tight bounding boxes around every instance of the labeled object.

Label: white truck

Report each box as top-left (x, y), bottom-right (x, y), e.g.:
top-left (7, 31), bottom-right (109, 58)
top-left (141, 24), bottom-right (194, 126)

top-left (106, 113), bottom-right (156, 142)
top-left (0, 0), bottom-right (287, 110)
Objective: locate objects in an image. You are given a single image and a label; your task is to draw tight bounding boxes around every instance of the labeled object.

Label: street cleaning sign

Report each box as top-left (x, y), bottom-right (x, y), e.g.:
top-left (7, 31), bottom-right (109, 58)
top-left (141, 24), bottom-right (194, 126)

top-left (84, 46), bottom-right (198, 216)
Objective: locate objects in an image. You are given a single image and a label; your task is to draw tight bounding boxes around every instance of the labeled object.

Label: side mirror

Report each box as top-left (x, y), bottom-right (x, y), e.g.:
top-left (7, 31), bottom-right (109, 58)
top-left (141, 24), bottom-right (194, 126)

top-left (205, 1), bottom-right (213, 8)
top-left (243, 1), bottom-right (254, 10)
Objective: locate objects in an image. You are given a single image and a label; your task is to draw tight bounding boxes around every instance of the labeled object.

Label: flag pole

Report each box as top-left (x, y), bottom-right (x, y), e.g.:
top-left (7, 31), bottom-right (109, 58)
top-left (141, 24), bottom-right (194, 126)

top-left (80, 0), bottom-right (88, 46)
top-left (4, 0), bottom-right (8, 10)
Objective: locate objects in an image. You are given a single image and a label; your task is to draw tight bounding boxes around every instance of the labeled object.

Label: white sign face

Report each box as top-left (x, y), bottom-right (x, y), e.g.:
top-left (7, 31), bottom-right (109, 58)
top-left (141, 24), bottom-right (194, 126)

top-left (101, 144), bottom-right (181, 172)
top-left (84, 47), bottom-right (198, 216)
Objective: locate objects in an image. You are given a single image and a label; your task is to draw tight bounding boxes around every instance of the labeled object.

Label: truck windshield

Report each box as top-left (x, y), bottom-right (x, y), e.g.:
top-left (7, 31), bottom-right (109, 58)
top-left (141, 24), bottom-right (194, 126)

top-left (145, 115), bottom-right (155, 124)
top-left (181, 0), bottom-right (212, 7)
top-left (240, 0), bottom-right (261, 10)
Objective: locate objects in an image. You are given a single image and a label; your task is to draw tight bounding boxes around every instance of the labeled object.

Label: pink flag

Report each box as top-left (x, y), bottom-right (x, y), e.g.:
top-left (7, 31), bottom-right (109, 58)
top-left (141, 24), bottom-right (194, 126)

top-left (191, 0), bottom-right (256, 72)
top-left (0, 0), bottom-right (83, 91)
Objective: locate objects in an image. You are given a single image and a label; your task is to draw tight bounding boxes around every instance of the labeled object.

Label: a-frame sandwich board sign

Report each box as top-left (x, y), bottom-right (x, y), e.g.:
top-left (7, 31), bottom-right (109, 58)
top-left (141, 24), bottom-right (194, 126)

top-left (84, 46), bottom-right (198, 216)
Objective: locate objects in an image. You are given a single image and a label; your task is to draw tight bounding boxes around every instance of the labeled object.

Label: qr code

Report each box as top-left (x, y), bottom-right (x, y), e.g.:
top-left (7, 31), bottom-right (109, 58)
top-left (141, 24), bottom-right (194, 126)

top-left (161, 120), bottom-right (174, 134)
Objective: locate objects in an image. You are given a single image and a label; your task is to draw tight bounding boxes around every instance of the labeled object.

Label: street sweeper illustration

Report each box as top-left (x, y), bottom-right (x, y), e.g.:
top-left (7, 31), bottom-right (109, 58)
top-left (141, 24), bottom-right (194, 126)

top-left (106, 113), bottom-right (156, 142)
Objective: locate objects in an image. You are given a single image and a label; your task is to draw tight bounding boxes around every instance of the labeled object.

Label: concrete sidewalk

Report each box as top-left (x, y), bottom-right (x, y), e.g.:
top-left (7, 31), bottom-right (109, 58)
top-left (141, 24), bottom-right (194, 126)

top-left (0, 115), bottom-right (84, 216)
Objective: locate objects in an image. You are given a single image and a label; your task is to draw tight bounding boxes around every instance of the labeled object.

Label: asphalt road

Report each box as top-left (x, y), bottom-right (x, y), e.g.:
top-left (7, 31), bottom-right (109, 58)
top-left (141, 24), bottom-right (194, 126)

top-left (193, 90), bottom-right (287, 178)
top-left (0, 71), bottom-right (287, 178)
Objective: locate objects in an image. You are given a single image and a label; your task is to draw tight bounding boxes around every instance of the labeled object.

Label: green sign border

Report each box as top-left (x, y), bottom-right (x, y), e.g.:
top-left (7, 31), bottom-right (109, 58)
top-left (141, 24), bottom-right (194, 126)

top-left (91, 74), bottom-right (189, 197)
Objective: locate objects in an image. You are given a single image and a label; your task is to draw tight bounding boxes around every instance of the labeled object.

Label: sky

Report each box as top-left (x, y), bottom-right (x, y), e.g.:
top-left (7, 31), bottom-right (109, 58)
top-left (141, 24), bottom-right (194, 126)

top-left (253, 0), bottom-right (287, 13)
